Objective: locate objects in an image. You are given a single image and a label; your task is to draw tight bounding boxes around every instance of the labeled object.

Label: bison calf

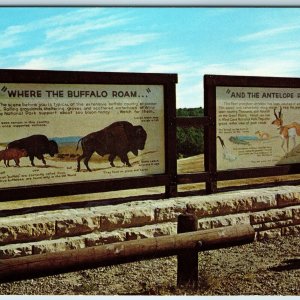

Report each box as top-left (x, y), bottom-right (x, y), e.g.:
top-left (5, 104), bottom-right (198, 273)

top-left (0, 148), bottom-right (27, 167)
top-left (77, 121), bottom-right (147, 172)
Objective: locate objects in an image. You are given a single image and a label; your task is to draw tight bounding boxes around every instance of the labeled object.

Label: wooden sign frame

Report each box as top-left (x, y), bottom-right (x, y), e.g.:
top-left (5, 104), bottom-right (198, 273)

top-left (0, 69), bottom-right (177, 201)
top-left (204, 74), bottom-right (300, 193)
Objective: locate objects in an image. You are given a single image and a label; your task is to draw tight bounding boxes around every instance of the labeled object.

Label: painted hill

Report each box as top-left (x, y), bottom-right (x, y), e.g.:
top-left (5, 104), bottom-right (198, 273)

top-left (52, 136), bottom-right (81, 145)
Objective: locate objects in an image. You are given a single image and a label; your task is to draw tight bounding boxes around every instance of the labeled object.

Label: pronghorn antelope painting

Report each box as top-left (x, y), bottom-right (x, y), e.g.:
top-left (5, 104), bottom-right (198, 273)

top-left (271, 107), bottom-right (300, 154)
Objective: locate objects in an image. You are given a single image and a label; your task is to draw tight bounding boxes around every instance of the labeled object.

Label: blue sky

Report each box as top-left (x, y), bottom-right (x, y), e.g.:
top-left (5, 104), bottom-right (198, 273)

top-left (1, 7), bottom-right (300, 107)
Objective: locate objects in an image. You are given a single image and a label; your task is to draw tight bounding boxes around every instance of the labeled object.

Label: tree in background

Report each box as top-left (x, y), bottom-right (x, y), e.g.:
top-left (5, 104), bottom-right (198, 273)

top-left (176, 108), bottom-right (204, 158)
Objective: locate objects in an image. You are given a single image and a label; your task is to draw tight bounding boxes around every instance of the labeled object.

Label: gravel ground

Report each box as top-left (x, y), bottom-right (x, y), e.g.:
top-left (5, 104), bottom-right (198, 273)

top-left (1, 235), bottom-right (300, 295)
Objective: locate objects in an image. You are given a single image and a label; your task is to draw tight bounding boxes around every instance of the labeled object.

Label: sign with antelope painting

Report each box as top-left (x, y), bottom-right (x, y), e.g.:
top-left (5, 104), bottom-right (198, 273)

top-left (216, 85), bottom-right (300, 170)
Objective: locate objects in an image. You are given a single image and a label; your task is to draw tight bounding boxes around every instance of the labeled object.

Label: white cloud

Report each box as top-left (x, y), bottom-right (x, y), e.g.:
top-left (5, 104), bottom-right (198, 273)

top-left (200, 55), bottom-right (300, 78)
top-left (177, 81), bottom-right (203, 108)
top-left (43, 8), bottom-right (105, 27)
top-left (16, 32), bottom-right (160, 64)
top-left (17, 57), bottom-right (55, 70)
top-left (45, 15), bottom-right (131, 42)
top-left (0, 24), bottom-right (29, 49)
top-left (237, 24), bottom-right (300, 42)
top-left (5, 24), bottom-right (27, 35)
top-left (247, 41), bottom-right (300, 54)
top-left (181, 53), bottom-right (300, 107)
top-left (90, 32), bottom-right (160, 51)
top-left (0, 8), bottom-right (131, 50)
top-left (7, 8), bottom-right (300, 109)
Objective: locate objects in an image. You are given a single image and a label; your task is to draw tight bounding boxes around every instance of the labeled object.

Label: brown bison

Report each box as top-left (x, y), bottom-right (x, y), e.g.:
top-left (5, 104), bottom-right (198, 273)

top-left (8, 134), bottom-right (58, 166)
top-left (76, 121), bottom-right (147, 172)
top-left (0, 148), bottom-right (27, 167)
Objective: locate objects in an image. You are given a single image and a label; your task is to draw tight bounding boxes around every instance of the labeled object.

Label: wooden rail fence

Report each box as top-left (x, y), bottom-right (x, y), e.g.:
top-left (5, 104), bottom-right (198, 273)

top-left (0, 214), bottom-right (255, 288)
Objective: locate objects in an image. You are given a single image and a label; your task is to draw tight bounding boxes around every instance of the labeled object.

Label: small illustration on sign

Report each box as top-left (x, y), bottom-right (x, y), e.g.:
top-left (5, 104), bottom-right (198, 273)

top-left (271, 107), bottom-right (300, 155)
top-left (7, 134), bottom-right (59, 167)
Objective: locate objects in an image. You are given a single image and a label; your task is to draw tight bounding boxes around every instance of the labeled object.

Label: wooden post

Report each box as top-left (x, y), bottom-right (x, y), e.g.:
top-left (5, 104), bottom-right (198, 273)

top-left (165, 80), bottom-right (178, 198)
top-left (204, 75), bottom-right (218, 194)
top-left (177, 213), bottom-right (199, 289)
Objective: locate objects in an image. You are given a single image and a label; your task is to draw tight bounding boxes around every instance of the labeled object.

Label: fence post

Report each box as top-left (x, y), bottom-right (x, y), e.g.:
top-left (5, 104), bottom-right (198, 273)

top-left (177, 213), bottom-right (199, 289)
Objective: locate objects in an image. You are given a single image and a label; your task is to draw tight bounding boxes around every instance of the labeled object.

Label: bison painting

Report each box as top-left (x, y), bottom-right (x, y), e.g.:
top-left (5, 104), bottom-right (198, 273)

top-left (76, 121), bottom-right (147, 172)
top-left (0, 148), bottom-right (27, 167)
top-left (8, 134), bottom-right (59, 166)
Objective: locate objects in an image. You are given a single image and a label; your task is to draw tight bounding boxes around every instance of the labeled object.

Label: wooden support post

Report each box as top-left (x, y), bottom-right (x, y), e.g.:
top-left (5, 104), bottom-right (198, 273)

top-left (177, 213), bottom-right (199, 289)
top-left (165, 182), bottom-right (178, 198)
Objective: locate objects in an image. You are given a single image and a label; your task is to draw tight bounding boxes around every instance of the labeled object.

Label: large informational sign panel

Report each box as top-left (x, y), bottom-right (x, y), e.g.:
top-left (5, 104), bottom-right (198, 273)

top-left (212, 77), bottom-right (300, 171)
top-left (0, 69), bottom-right (177, 201)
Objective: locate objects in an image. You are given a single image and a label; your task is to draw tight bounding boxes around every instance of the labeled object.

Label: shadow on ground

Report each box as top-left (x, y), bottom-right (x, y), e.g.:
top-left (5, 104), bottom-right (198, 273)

top-left (269, 258), bottom-right (300, 272)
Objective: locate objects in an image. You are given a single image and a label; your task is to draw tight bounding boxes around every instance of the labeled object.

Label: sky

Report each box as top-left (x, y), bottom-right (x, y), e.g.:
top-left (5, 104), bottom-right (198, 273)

top-left (1, 7), bottom-right (300, 107)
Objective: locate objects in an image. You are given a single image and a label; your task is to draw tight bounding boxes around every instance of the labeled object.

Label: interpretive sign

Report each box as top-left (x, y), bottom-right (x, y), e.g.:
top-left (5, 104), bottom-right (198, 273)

top-left (214, 78), bottom-right (300, 171)
top-left (0, 69), bottom-right (177, 201)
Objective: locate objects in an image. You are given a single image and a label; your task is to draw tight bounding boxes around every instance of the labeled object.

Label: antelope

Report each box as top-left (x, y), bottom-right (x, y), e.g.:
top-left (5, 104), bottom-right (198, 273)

top-left (272, 107), bottom-right (300, 154)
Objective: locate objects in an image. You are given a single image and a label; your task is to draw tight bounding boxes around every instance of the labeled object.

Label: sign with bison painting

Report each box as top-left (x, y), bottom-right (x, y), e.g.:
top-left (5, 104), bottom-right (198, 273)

top-left (0, 70), bottom-right (177, 201)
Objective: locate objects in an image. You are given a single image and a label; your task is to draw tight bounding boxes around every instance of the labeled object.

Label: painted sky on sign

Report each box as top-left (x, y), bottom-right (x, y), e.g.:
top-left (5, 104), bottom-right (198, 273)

top-left (1, 7), bottom-right (300, 107)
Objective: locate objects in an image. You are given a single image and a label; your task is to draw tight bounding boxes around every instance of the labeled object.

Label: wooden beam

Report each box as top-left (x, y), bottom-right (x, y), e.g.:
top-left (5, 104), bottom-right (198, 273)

top-left (0, 224), bottom-right (255, 283)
